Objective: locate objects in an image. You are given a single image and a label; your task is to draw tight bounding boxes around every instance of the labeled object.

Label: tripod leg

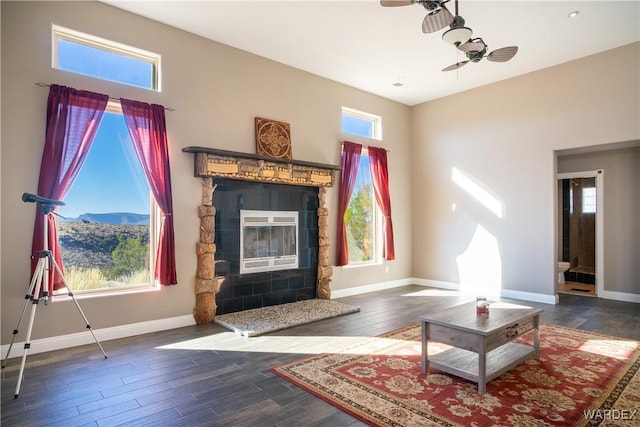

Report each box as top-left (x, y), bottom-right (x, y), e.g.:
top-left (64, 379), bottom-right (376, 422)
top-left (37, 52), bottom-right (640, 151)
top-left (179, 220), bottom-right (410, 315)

top-left (13, 258), bottom-right (47, 398)
top-left (50, 259), bottom-right (108, 359)
top-left (2, 260), bottom-right (45, 369)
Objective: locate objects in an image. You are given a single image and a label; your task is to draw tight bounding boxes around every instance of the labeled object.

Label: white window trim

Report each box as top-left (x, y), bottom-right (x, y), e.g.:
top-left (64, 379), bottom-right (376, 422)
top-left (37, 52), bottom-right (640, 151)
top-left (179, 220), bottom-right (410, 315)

top-left (341, 106), bottom-right (382, 141)
top-left (52, 24), bottom-right (162, 91)
top-left (53, 100), bottom-right (161, 298)
top-left (343, 147), bottom-right (383, 268)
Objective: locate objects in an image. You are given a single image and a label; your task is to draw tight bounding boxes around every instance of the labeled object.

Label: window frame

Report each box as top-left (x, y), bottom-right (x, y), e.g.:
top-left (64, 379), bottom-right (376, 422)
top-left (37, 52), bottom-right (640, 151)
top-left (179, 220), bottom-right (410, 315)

top-left (52, 24), bottom-right (161, 92)
top-left (343, 147), bottom-right (383, 268)
top-left (341, 107), bottom-right (382, 141)
top-left (54, 100), bottom-right (160, 297)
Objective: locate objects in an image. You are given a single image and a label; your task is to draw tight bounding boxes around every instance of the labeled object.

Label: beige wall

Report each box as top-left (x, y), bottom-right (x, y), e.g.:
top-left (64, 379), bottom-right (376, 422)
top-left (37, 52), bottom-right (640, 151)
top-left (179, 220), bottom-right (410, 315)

top-left (558, 147), bottom-right (640, 295)
top-left (1, 1), bottom-right (412, 343)
top-left (411, 42), bottom-right (640, 300)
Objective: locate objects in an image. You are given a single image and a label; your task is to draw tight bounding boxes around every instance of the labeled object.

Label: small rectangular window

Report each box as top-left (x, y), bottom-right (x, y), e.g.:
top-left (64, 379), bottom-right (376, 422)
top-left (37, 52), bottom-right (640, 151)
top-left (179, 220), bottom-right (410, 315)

top-left (52, 25), bottom-right (161, 91)
top-left (341, 107), bottom-right (382, 140)
top-left (583, 187), bottom-right (596, 213)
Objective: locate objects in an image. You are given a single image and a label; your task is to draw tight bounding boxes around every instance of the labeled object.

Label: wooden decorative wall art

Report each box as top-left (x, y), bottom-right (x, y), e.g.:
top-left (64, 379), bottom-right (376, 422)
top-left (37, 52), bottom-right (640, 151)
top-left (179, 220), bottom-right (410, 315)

top-left (255, 117), bottom-right (292, 160)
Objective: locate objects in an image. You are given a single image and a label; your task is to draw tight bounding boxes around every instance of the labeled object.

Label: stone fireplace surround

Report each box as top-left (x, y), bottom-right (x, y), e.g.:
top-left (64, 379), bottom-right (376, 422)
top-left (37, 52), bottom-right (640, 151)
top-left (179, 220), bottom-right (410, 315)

top-left (182, 146), bottom-right (340, 325)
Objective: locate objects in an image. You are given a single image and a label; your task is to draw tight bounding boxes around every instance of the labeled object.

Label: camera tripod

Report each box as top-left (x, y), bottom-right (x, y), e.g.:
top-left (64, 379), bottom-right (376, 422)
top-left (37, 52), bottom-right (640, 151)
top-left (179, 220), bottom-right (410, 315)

top-left (2, 193), bottom-right (107, 398)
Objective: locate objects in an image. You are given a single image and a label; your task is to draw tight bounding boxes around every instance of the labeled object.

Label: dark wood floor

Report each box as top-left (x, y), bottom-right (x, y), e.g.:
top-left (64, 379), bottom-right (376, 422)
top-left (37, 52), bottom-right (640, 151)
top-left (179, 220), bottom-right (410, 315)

top-left (2, 285), bottom-right (639, 426)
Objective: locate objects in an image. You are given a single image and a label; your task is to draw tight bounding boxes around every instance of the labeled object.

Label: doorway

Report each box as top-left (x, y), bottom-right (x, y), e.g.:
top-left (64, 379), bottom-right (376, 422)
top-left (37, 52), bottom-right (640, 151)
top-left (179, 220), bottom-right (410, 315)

top-left (556, 170), bottom-right (603, 297)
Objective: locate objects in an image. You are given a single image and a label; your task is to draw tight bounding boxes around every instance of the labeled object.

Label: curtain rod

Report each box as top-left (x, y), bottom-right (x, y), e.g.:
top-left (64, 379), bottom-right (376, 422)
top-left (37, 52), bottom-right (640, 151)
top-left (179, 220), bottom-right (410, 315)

top-left (35, 82), bottom-right (176, 112)
top-left (341, 141), bottom-right (390, 152)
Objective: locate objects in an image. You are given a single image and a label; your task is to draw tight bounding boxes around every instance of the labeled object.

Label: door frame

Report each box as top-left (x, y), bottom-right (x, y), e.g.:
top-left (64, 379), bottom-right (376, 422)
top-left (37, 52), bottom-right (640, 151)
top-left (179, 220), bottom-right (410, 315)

top-left (556, 170), bottom-right (604, 296)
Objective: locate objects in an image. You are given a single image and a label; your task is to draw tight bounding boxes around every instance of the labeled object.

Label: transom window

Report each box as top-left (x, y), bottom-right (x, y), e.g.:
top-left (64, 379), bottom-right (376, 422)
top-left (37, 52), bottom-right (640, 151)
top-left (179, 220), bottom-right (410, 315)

top-left (52, 24), bottom-right (161, 91)
top-left (341, 107), bottom-right (382, 140)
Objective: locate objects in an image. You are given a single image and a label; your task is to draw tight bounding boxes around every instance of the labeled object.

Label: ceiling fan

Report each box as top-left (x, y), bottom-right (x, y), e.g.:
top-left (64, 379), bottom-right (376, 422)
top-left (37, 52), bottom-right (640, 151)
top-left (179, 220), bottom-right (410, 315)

top-left (442, 38), bottom-right (518, 71)
top-left (380, 0), bottom-right (518, 70)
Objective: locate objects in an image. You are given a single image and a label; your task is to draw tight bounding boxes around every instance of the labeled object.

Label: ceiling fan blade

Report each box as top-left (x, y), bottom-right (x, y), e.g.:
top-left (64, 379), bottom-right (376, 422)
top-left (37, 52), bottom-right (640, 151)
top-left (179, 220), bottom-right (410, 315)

top-left (421, 6), bottom-right (454, 33)
top-left (487, 46), bottom-right (518, 62)
top-left (442, 60), bottom-right (469, 72)
top-left (380, 0), bottom-right (414, 6)
top-left (457, 40), bottom-right (485, 53)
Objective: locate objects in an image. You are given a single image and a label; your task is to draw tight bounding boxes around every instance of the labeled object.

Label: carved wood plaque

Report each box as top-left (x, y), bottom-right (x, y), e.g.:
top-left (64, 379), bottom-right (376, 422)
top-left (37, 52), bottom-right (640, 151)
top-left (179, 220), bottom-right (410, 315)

top-left (255, 117), bottom-right (292, 160)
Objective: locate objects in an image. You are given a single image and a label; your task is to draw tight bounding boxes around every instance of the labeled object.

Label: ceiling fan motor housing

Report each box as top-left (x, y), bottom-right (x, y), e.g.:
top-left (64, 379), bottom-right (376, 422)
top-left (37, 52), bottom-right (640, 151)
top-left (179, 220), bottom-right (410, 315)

top-left (450, 14), bottom-right (465, 28)
top-left (468, 51), bottom-right (485, 62)
top-left (423, 1), bottom-right (441, 11)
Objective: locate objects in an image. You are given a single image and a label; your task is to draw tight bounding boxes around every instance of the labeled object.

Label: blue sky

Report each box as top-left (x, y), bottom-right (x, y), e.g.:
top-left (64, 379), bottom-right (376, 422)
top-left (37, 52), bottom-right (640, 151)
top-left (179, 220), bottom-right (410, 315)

top-left (59, 113), bottom-right (150, 218)
top-left (341, 115), bottom-right (374, 139)
top-left (56, 39), bottom-right (151, 218)
top-left (341, 115), bottom-right (374, 190)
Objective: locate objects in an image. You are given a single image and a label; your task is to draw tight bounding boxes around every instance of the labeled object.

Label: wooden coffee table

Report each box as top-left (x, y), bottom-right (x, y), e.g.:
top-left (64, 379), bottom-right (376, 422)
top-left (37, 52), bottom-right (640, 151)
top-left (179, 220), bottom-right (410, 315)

top-left (421, 301), bottom-right (542, 394)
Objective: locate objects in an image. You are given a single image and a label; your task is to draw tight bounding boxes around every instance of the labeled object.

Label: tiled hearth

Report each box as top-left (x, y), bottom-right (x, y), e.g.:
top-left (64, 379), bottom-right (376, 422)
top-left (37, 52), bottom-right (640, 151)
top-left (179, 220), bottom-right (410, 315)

top-left (182, 146), bottom-right (340, 324)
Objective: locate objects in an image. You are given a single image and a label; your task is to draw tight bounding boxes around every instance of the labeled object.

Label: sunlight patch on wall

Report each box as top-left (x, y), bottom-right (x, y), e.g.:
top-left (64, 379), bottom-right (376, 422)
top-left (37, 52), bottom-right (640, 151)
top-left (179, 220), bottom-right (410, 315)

top-left (456, 225), bottom-right (502, 295)
top-left (452, 167), bottom-right (504, 218)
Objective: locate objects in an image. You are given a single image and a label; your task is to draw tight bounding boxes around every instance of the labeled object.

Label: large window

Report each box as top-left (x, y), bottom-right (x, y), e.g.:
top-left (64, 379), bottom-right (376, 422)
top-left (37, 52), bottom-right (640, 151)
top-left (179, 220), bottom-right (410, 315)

top-left (57, 104), bottom-right (156, 294)
top-left (51, 25), bottom-right (161, 294)
top-left (52, 25), bottom-right (161, 91)
top-left (345, 151), bottom-right (381, 264)
top-left (340, 106), bottom-right (384, 265)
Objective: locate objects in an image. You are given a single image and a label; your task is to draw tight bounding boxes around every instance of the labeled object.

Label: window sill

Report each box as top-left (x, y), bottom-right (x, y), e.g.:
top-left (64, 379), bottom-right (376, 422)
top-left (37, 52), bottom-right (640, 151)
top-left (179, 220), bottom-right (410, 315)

top-left (341, 261), bottom-right (382, 269)
top-left (52, 284), bottom-right (160, 301)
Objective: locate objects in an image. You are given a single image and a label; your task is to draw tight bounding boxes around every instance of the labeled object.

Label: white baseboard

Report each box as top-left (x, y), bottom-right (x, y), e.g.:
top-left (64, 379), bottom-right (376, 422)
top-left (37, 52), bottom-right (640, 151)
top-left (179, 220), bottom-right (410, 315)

top-left (413, 278), bottom-right (559, 305)
top-left (331, 278), bottom-right (413, 298)
top-left (1, 315), bottom-right (195, 360)
top-left (498, 288), bottom-right (559, 305)
top-left (333, 277), bottom-right (559, 305)
top-left (598, 289), bottom-right (640, 303)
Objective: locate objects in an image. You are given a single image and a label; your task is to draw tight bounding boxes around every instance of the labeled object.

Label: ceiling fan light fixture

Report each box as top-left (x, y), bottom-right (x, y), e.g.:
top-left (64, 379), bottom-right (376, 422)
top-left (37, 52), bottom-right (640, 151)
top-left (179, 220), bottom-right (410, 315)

top-left (442, 26), bottom-right (472, 46)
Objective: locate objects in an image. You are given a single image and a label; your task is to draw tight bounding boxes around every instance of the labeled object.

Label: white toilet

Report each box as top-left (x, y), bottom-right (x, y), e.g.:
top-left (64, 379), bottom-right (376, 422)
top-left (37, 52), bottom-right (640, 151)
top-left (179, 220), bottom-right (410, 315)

top-left (557, 261), bottom-right (571, 284)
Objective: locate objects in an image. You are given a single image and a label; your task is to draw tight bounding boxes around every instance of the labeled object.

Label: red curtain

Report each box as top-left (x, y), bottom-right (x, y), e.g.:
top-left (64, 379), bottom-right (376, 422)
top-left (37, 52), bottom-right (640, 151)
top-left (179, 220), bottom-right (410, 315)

top-left (121, 99), bottom-right (177, 285)
top-left (336, 141), bottom-right (362, 266)
top-left (31, 85), bottom-right (109, 295)
top-left (368, 146), bottom-right (395, 260)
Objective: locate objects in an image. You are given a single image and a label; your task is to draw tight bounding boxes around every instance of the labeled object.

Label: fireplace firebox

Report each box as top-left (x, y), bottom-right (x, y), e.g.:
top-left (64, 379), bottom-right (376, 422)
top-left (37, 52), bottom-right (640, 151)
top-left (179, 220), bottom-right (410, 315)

top-left (240, 210), bottom-right (298, 274)
top-left (213, 179), bottom-right (318, 314)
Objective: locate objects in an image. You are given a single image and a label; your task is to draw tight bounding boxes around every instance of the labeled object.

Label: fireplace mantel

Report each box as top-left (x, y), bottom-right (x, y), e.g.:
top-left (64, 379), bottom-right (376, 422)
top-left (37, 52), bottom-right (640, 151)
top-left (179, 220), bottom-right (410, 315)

top-left (182, 146), bottom-right (340, 325)
top-left (182, 146), bottom-right (341, 187)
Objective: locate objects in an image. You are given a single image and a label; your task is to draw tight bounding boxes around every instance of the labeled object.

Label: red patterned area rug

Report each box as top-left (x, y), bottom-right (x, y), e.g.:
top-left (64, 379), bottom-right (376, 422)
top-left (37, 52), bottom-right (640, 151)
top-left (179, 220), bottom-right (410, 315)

top-left (272, 324), bottom-right (640, 426)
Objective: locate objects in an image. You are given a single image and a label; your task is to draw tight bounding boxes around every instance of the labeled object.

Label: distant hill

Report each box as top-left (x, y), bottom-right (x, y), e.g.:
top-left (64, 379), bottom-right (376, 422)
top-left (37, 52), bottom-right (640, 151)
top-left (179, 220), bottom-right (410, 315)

top-left (62, 212), bottom-right (150, 225)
